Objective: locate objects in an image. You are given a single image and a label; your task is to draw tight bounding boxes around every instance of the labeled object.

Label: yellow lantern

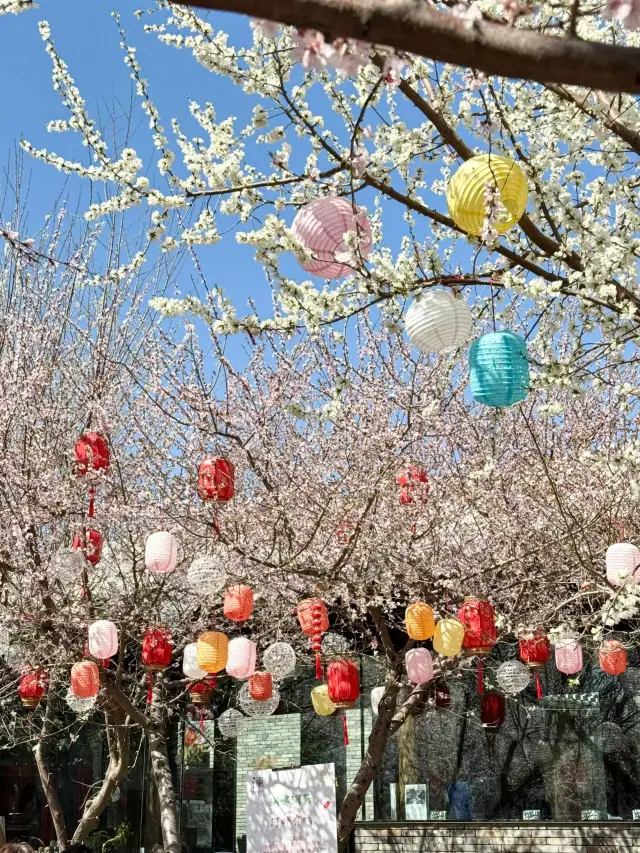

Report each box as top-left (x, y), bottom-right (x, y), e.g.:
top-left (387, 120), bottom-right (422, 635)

top-left (447, 154), bottom-right (528, 237)
top-left (405, 602), bottom-right (435, 641)
top-left (311, 684), bottom-right (337, 717)
top-left (433, 618), bottom-right (465, 657)
top-left (197, 631), bottom-right (229, 674)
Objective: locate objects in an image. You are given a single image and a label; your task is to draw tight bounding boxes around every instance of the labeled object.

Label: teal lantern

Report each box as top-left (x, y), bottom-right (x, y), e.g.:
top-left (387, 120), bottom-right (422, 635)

top-left (469, 331), bottom-right (529, 407)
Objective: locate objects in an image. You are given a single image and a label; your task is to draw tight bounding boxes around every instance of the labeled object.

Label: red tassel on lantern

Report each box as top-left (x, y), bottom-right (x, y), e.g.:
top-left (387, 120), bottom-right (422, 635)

top-left (88, 487), bottom-right (95, 519)
top-left (146, 673), bottom-right (153, 705)
top-left (342, 714), bottom-right (350, 746)
top-left (197, 457), bottom-right (235, 502)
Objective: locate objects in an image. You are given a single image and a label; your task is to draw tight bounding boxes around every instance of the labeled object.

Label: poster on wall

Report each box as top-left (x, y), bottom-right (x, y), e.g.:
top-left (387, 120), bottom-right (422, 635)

top-left (404, 785), bottom-right (428, 820)
top-left (246, 763), bottom-right (337, 853)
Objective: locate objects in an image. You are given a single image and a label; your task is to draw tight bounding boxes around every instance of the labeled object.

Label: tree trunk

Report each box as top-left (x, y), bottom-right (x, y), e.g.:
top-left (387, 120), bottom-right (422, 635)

top-left (397, 711), bottom-right (419, 821)
top-left (148, 677), bottom-right (181, 853)
top-left (34, 691), bottom-right (70, 850)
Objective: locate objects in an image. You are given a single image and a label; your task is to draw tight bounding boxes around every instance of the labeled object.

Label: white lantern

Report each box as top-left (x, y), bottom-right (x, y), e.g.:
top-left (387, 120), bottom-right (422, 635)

top-left (187, 555), bottom-right (226, 596)
top-left (218, 708), bottom-right (246, 739)
top-left (0, 626), bottom-right (10, 658)
top-left (606, 543), bottom-right (640, 586)
top-left (405, 291), bottom-right (473, 355)
top-left (52, 548), bottom-right (85, 585)
top-left (145, 531), bottom-right (178, 574)
top-left (321, 633), bottom-right (350, 657)
top-left (88, 620), bottom-right (118, 659)
top-left (238, 681), bottom-right (280, 717)
top-left (65, 688), bottom-right (97, 717)
top-left (496, 660), bottom-right (531, 694)
top-left (371, 686), bottom-right (385, 716)
top-left (263, 642), bottom-right (296, 680)
top-left (600, 722), bottom-right (624, 754)
top-left (226, 637), bottom-right (257, 679)
top-left (183, 642), bottom-right (208, 680)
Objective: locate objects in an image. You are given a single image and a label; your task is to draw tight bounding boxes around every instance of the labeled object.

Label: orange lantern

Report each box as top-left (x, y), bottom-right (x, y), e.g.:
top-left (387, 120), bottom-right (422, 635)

top-left (249, 671), bottom-right (273, 701)
top-left (457, 597), bottom-right (497, 694)
top-left (19, 669), bottom-right (48, 709)
top-left (71, 661), bottom-right (100, 699)
top-left (599, 640), bottom-right (627, 676)
top-left (297, 598), bottom-right (329, 679)
top-left (197, 631), bottom-right (229, 674)
top-left (74, 432), bottom-right (110, 476)
top-left (197, 457), bottom-right (235, 502)
top-left (223, 585), bottom-right (254, 622)
top-left (405, 602), bottom-right (435, 640)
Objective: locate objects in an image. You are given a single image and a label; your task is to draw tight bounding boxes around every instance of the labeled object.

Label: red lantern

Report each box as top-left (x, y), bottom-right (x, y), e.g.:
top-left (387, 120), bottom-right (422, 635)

top-left (327, 659), bottom-right (359, 746)
top-left (71, 661), bottom-right (100, 699)
top-left (74, 432), bottom-right (110, 476)
top-left (297, 598), bottom-right (329, 679)
top-left (142, 628), bottom-right (173, 672)
top-left (480, 690), bottom-right (506, 729)
top-left (249, 671), bottom-right (273, 701)
top-left (197, 457), bottom-right (235, 502)
top-left (223, 585), bottom-right (254, 622)
top-left (19, 669), bottom-right (48, 709)
top-left (599, 640), bottom-right (627, 676)
top-left (72, 529), bottom-right (103, 566)
top-left (457, 597), bottom-right (497, 694)
top-left (396, 465), bottom-right (429, 506)
top-left (188, 677), bottom-right (217, 705)
top-left (336, 517), bottom-right (355, 545)
top-left (435, 682), bottom-right (451, 710)
top-left (519, 629), bottom-right (550, 699)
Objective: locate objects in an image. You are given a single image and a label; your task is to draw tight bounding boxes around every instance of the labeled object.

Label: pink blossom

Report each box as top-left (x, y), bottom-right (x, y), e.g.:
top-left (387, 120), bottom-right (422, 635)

top-left (351, 149), bottom-right (369, 178)
top-left (382, 54), bottom-right (406, 86)
top-left (606, 0), bottom-right (640, 27)
top-left (250, 18), bottom-right (280, 38)
top-left (292, 30), bottom-right (332, 72)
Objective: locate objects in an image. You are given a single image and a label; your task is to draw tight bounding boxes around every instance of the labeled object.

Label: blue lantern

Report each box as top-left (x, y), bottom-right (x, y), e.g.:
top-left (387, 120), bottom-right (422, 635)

top-left (469, 331), bottom-right (530, 407)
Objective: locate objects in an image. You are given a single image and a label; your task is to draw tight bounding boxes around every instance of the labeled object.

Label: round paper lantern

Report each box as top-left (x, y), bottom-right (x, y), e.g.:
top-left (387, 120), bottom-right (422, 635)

top-left (458, 598), bottom-right (497, 656)
top-left (327, 659), bottom-right (360, 709)
top-left (480, 690), bottom-right (506, 729)
top-left (238, 681), bottom-right (280, 717)
top-left (249, 671), bottom-right (273, 701)
top-left (405, 602), bottom-right (435, 641)
top-left (435, 682), bottom-right (451, 710)
top-left (197, 457), bottom-right (235, 502)
top-left (606, 543), bottom-right (640, 586)
top-left (600, 721), bottom-right (624, 754)
top-left (405, 291), bottom-right (473, 355)
top-left (496, 660), bottom-right (530, 694)
top-left (555, 638), bottom-right (583, 674)
top-left (142, 628), bottom-right (173, 671)
top-left (469, 331), bottom-right (530, 408)
top-left (88, 621), bottom-right (118, 660)
top-left (226, 637), bottom-right (257, 679)
top-left (145, 532), bottom-right (177, 574)
top-left (321, 633), bottom-right (351, 658)
top-left (218, 708), bottom-right (246, 739)
top-left (183, 642), bottom-right (208, 680)
top-left (52, 547), bottom-right (86, 585)
top-left (19, 669), bottom-right (48, 709)
top-left (224, 585), bottom-right (254, 622)
top-left (406, 648), bottom-right (434, 684)
top-left (263, 642), bottom-right (296, 679)
top-left (396, 465), bottom-right (429, 506)
top-left (75, 432), bottom-right (110, 476)
top-left (447, 153), bottom-right (528, 237)
top-left (599, 640), bottom-right (627, 676)
top-left (65, 687), bottom-right (96, 716)
top-left (291, 197), bottom-right (372, 280)
top-left (433, 618), bottom-right (465, 657)
top-left (371, 686), bottom-right (385, 716)
top-left (311, 684), bottom-right (336, 716)
top-left (187, 555), bottom-right (226, 596)
top-left (71, 661), bottom-right (100, 699)
top-left (72, 529), bottom-right (103, 566)
top-left (197, 631), bottom-right (229, 674)
top-left (297, 598), bottom-right (329, 678)
top-left (188, 677), bottom-right (217, 705)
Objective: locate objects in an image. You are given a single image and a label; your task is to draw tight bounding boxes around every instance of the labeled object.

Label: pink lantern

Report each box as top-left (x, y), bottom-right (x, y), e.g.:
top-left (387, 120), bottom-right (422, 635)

top-left (291, 197), bottom-right (372, 280)
top-left (145, 532), bottom-right (178, 574)
top-left (554, 639), bottom-right (583, 675)
top-left (88, 620), bottom-right (118, 660)
top-left (606, 543), bottom-right (640, 586)
top-left (406, 648), bottom-right (434, 684)
top-left (226, 637), bottom-right (257, 679)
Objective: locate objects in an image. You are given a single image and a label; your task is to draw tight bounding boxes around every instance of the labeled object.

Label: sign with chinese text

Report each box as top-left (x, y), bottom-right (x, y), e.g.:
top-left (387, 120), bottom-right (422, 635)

top-left (246, 763), bottom-right (337, 853)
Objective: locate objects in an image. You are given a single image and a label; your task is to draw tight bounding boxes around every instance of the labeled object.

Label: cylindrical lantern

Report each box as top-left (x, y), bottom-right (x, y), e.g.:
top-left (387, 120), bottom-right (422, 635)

top-left (249, 671), bottom-right (273, 701)
top-left (433, 618), bottom-right (465, 657)
top-left (19, 670), bottom-right (48, 709)
top-left (88, 620), bottom-right (118, 660)
top-left (371, 686), bottom-right (385, 716)
top-left (197, 631), bottom-right (229, 674)
top-left (218, 708), bottom-right (246, 739)
top-left (405, 602), bottom-right (435, 641)
top-left (447, 153), bottom-right (528, 236)
top-left (480, 690), bottom-right (506, 729)
top-left (197, 457), bottom-right (235, 502)
top-left (188, 677), bottom-right (217, 705)
top-left (142, 628), bottom-right (173, 671)
top-left (405, 291), bottom-right (473, 355)
top-left (606, 543), bottom-right (640, 586)
top-left (71, 661), bottom-right (100, 699)
top-left (406, 648), bottom-right (434, 684)
top-left (224, 585), bottom-right (254, 622)
top-left (226, 637), bottom-right (257, 679)
top-left (239, 682), bottom-right (281, 718)
top-left (183, 642), bottom-right (208, 680)
top-left (435, 682), bottom-right (451, 710)
top-left (263, 642), bottom-right (296, 680)
top-left (519, 628), bottom-right (550, 699)
top-left (74, 432), bottom-right (110, 476)
top-left (469, 331), bottom-right (530, 408)
top-left (145, 531), bottom-right (178, 574)
top-left (396, 465), bottom-right (429, 506)
top-left (555, 638), bottom-right (583, 675)
top-left (458, 598), bottom-right (497, 656)
top-left (291, 197), bottom-right (372, 280)
top-left (311, 684), bottom-right (337, 716)
top-left (327, 659), bottom-right (360, 709)
top-left (72, 529), bottom-right (103, 566)
top-left (187, 556), bottom-right (226, 596)
top-left (297, 598), bottom-right (329, 679)
top-left (599, 640), bottom-right (627, 676)
top-left (496, 660), bottom-right (531, 694)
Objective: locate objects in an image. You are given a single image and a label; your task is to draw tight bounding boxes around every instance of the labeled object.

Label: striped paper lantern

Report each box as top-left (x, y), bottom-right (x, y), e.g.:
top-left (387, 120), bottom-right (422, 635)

top-left (433, 618), bottom-right (465, 657)
top-left (406, 648), bottom-right (434, 684)
top-left (249, 671), bottom-right (273, 701)
top-left (606, 543), bottom-right (640, 586)
top-left (145, 531), bottom-right (178, 574)
top-left (447, 154), bottom-right (528, 236)
top-left (405, 291), bottom-right (473, 354)
top-left (183, 642), bottom-right (208, 680)
top-left (405, 602), bottom-right (435, 641)
top-left (291, 197), bottom-right (372, 280)
top-left (71, 661), bottom-right (100, 699)
top-left (226, 637), bottom-right (257, 679)
top-left (223, 585), bottom-right (254, 622)
top-left (599, 640), bottom-right (627, 676)
top-left (197, 631), bottom-right (229, 674)
top-left (469, 330), bottom-right (530, 408)
top-left (554, 638), bottom-right (583, 675)
top-left (88, 620), bottom-right (118, 660)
